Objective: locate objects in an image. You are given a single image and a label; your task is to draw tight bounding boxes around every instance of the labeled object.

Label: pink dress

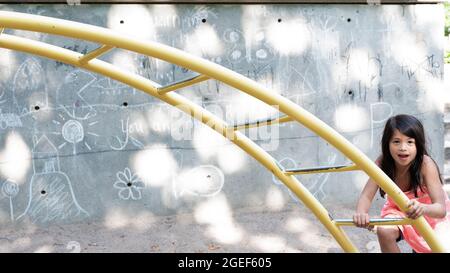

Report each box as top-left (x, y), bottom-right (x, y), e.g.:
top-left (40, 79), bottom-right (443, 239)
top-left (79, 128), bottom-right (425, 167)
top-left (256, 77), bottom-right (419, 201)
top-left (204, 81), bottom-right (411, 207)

top-left (381, 187), bottom-right (450, 253)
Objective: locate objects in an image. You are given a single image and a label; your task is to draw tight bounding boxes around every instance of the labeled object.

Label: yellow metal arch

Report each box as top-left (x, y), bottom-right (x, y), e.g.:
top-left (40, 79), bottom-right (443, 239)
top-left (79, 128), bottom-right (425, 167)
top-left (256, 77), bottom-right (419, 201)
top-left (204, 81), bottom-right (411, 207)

top-left (0, 11), bottom-right (445, 252)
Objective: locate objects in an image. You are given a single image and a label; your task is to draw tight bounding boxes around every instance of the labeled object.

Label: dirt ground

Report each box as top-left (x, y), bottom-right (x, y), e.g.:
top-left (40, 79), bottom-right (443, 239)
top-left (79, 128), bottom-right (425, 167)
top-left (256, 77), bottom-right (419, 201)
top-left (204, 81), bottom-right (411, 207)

top-left (0, 203), bottom-right (412, 253)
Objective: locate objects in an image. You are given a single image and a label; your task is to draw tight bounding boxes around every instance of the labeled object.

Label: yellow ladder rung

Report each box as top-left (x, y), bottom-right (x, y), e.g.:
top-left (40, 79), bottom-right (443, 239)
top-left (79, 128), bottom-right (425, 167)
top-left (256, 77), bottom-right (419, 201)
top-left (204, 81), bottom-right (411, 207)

top-left (284, 164), bottom-right (360, 175)
top-left (232, 115), bottom-right (293, 130)
top-left (334, 218), bottom-right (412, 226)
top-left (157, 74), bottom-right (209, 94)
top-left (79, 44), bottom-right (114, 64)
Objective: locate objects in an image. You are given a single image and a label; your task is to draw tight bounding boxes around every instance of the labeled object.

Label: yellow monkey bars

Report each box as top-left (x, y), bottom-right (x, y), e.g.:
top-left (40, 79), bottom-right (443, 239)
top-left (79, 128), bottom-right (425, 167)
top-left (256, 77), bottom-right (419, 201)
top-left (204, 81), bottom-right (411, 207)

top-left (334, 218), bottom-right (413, 227)
top-left (0, 11), bottom-right (445, 252)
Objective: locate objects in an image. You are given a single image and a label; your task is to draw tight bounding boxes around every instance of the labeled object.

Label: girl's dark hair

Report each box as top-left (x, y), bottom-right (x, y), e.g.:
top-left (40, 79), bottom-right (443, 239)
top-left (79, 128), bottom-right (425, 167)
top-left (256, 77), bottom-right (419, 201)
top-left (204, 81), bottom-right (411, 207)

top-left (379, 114), bottom-right (442, 198)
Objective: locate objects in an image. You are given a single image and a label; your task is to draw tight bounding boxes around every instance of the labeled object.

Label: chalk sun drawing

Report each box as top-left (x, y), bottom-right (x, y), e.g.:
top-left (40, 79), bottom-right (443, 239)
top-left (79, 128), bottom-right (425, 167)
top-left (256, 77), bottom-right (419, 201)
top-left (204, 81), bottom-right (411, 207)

top-left (51, 107), bottom-right (100, 155)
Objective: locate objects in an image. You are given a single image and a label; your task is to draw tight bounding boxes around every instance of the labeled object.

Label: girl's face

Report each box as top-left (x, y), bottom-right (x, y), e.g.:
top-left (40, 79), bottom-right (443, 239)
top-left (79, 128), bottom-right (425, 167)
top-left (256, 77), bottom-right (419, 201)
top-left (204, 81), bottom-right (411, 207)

top-left (389, 129), bottom-right (417, 167)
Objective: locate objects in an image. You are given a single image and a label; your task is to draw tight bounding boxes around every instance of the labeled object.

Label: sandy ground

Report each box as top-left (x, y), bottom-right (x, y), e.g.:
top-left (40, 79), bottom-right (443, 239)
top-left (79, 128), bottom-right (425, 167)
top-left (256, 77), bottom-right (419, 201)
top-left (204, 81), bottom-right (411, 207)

top-left (0, 203), bottom-right (412, 253)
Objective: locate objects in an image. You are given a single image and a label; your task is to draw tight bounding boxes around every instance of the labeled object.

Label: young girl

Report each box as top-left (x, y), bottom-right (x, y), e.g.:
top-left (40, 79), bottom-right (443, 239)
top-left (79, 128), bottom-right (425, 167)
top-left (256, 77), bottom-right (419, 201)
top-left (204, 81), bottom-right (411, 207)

top-left (353, 114), bottom-right (450, 253)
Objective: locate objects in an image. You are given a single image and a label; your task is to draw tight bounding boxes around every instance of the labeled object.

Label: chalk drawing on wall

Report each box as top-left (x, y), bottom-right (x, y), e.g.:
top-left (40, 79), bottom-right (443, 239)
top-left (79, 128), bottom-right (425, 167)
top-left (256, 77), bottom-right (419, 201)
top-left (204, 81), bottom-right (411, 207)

top-left (173, 165), bottom-right (225, 199)
top-left (109, 117), bottom-right (144, 151)
top-left (272, 157), bottom-right (296, 186)
top-left (1, 179), bottom-right (19, 222)
top-left (287, 65), bottom-right (318, 98)
top-left (400, 55), bottom-right (441, 81)
top-left (0, 111), bottom-right (22, 130)
top-left (113, 167), bottom-right (145, 201)
top-left (306, 154), bottom-right (336, 202)
top-left (273, 154), bottom-right (337, 202)
top-left (78, 73), bottom-right (139, 106)
top-left (16, 135), bottom-right (89, 224)
top-left (66, 240), bottom-right (81, 253)
top-left (222, 28), bottom-right (274, 65)
top-left (52, 107), bottom-right (100, 155)
top-left (56, 69), bottom-right (97, 120)
top-left (183, 6), bottom-right (218, 28)
top-left (12, 58), bottom-right (48, 115)
top-left (370, 102), bottom-right (393, 148)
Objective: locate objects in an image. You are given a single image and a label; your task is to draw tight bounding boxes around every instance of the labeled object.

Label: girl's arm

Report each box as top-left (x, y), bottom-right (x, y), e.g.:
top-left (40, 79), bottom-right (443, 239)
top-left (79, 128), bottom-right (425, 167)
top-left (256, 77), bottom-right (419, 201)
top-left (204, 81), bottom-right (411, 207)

top-left (407, 156), bottom-right (447, 219)
top-left (354, 158), bottom-right (381, 228)
top-left (353, 178), bottom-right (379, 228)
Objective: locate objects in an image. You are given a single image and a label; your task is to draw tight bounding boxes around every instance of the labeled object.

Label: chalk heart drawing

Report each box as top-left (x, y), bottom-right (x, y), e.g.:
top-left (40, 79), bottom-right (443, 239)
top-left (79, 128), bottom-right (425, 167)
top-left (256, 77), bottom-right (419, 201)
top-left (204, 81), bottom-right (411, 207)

top-left (16, 135), bottom-right (89, 224)
top-left (113, 168), bottom-right (145, 200)
top-left (173, 165), bottom-right (224, 199)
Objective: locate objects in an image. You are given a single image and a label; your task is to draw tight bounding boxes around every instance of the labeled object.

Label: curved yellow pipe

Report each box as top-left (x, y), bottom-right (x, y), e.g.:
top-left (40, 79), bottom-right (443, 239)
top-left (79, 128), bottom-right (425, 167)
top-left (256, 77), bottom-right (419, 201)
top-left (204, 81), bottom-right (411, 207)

top-left (0, 11), bottom-right (445, 252)
top-left (0, 33), bottom-right (358, 253)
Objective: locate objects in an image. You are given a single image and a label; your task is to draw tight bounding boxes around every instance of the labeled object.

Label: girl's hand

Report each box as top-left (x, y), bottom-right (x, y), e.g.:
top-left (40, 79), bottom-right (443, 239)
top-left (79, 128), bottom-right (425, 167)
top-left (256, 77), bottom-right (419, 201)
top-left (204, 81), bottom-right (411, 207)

top-left (353, 212), bottom-right (370, 228)
top-left (406, 200), bottom-right (426, 219)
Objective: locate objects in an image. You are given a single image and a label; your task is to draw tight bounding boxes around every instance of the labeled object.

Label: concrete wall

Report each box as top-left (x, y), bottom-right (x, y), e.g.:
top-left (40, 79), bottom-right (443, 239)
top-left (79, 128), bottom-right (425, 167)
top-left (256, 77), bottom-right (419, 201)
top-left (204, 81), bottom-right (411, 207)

top-left (0, 3), bottom-right (445, 227)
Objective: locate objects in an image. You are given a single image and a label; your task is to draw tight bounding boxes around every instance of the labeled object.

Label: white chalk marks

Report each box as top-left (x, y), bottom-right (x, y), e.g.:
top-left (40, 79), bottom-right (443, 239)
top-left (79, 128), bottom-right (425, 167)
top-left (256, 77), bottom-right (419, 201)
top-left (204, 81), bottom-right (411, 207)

top-left (306, 154), bottom-right (336, 202)
top-left (16, 135), bottom-right (89, 224)
top-left (1, 179), bottom-right (19, 222)
top-left (222, 28), bottom-right (274, 65)
top-left (62, 120), bottom-right (84, 144)
top-left (66, 241), bottom-right (82, 253)
top-left (370, 102), bottom-right (393, 148)
top-left (56, 70), bottom-right (97, 120)
top-left (113, 167), bottom-right (145, 200)
top-left (273, 155), bottom-right (337, 202)
top-left (12, 58), bottom-right (48, 115)
top-left (109, 118), bottom-right (144, 151)
top-left (0, 111), bottom-right (22, 130)
top-left (173, 165), bottom-right (224, 199)
top-left (53, 107), bottom-right (100, 155)
top-left (272, 157), bottom-right (296, 186)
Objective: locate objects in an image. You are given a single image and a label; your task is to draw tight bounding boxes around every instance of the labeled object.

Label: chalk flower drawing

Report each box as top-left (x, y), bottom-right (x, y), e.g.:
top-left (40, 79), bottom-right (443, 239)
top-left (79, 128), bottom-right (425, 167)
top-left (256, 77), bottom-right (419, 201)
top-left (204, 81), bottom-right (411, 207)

top-left (113, 168), bottom-right (145, 200)
top-left (2, 179), bottom-right (19, 222)
top-left (1, 179), bottom-right (19, 198)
